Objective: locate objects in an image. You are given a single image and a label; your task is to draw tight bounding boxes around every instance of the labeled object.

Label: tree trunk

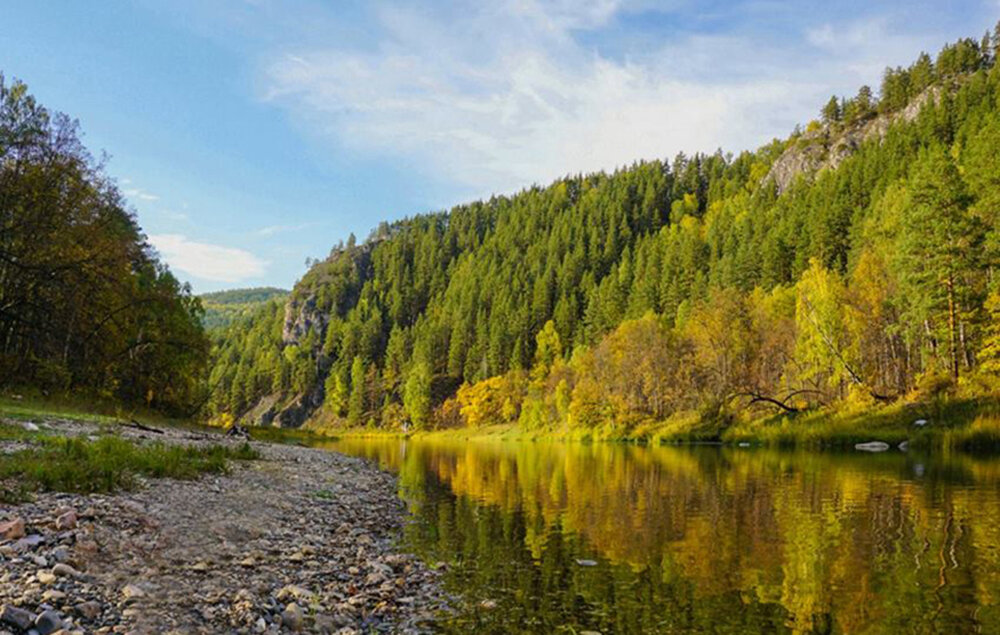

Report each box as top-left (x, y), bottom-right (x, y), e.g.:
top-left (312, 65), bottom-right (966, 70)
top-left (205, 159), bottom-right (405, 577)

top-left (946, 274), bottom-right (959, 381)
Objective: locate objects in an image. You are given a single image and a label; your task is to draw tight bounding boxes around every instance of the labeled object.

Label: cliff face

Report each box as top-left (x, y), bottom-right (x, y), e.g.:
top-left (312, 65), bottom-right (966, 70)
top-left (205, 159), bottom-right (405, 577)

top-left (241, 244), bottom-right (377, 428)
top-left (765, 86), bottom-right (943, 193)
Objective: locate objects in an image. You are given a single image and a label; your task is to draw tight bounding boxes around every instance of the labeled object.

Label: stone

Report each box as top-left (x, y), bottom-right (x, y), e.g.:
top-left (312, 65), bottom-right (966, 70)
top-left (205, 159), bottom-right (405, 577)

top-left (479, 599), bottom-right (498, 610)
top-left (52, 564), bottom-right (80, 578)
top-left (34, 609), bottom-right (64, 635)
top-left (15, 535), bottom-right (44, 551)
top-left (74, 602), bottom-right (101, 620)
top-left (914, 419), bottom-right (929, 427)
top-left (855, 441), bottom-right (890, 452)
top-left (1, 604), bottom-right (37, 630)
top-left (37, 571), bottom-right (58, 585)
top-left (276, 585), bottom-right (311, 602)
top-left (121, 584), bottom-right (146, 600)
top-left (898, 441), bottom-right (910, 452)
top-left (575, 559), bottom-right (598, 567)
top-left (0, 518), bottom-right (26, 541)
top-left (281, 603), bottom-right (304, 631)
top-left (55, 512), bottom-right (77, 531)
top-left (42, 590), bottom-right (67, 602)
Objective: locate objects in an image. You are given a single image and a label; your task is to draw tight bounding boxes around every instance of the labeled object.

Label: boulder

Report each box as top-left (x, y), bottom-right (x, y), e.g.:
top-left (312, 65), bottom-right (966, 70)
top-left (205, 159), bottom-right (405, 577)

top-left (55, 510), bottom-right (77, 531)
top-left (34, 609), bottom-right (64, 635)
top-left (281, 603), bottom-right (304, 631)
top-left (0, 518), bottom-right (25, 541)
top-left (855, 441), bottom-right (890, 452)
top-left (1, 604), bottom-right (36, 630)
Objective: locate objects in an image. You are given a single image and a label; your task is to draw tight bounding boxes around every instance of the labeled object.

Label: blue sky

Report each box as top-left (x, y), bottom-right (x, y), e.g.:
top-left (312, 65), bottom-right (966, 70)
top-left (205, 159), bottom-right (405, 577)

top-left (2, 1), bottom-right (998, 292)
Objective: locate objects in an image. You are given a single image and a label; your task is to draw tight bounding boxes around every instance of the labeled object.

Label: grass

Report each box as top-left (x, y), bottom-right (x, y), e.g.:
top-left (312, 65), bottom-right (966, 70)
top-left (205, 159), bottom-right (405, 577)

top-left (720, 395), bottom-right (1000, 450)
top-left (0, 393), bottom-right (263, 503)
top-left (0, 390), bottom-right (193, 430)
top-left (0, 435), bottom-right (260, 503)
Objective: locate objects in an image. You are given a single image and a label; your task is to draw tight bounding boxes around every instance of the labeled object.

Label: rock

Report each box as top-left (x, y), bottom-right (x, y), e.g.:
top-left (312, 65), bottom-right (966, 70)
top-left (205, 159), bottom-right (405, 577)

top-left (42, 590), bottom-right (66, 602)
top-left (74, 602), bottom-right (101, 620)
top-left (575, 559), bottom-right (598, 567)
top-left (34, 609), bottom-right (64, 635)
top-left (0, 518), bottom-right (26, 541)
top-left (37, 571), bottom-right (58, 585)
top-left (52, 563), bottom-right (80, 578)
top-left (898, 441), bottom-right (910, 452)
top-left (15, 535), bottom-right (44, 551)
top-left (281, 603), bottom-right (304, 631)
top-left (479, 599), bottom-right (498, 610)
top-left (855, 441), bottom-right (890, 452)
top-left (55, 511), bottom-right (77, 531)
top-left (276, 585), bottom-right (312, 602)
top-left (22, 421), bottom-right (40, 431)
top-left (121, 584), bottom-right (146, 600)
top-left (914, 419), bottom-right (928, 427)
top-left (1, 604), bottom-right (36, 630)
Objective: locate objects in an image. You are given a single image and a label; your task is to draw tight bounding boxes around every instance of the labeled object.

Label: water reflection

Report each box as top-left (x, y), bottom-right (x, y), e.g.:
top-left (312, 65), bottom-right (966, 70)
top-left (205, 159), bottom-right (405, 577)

top-left (328, 439), bottom-right (1000, 634)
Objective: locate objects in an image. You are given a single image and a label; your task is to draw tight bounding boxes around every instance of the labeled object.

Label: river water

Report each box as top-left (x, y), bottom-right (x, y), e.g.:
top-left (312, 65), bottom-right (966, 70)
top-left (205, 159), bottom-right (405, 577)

top-left (328, 438), bottom-right (1000, 633)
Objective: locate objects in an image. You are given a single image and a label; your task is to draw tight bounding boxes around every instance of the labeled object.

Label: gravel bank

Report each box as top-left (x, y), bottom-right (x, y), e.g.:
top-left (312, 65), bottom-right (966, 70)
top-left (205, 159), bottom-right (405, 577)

top-left (0, 418), bottom-right (451, 634)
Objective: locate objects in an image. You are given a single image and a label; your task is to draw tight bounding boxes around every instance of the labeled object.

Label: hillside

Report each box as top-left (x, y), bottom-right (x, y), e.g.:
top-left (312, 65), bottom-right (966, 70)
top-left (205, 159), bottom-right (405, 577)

top-left (208, 29), bottom-right (1000, 435)
top-left (200, 287), bottom-right (288, 332)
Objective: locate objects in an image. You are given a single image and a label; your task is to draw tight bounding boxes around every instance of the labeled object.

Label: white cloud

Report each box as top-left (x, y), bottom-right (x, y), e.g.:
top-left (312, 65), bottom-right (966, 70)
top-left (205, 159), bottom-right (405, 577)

top-left (256, 221), bottom-right (320, 236)
top-left (148, 234), bottom-right (267, 283)
top-left (124, 187), bottom-right (160, 202)
top-left (259, 3), bottom-right (980, 197)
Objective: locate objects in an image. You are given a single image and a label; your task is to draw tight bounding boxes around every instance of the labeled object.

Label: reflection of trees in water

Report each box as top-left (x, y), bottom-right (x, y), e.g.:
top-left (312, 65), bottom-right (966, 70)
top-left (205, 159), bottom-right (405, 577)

top-left (333, 439), bottom-right (1000, 633)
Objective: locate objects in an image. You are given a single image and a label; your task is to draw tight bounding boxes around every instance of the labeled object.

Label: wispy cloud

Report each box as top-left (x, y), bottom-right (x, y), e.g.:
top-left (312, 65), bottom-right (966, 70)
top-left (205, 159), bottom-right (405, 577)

top-left (124, 187), bottom-right (160, 202)
top-left (256, 221), bottom-right (322, 236)
top-left (148, 234), bottom-right (267, 283)
top-left (260, 2), bottom-right (948, 197)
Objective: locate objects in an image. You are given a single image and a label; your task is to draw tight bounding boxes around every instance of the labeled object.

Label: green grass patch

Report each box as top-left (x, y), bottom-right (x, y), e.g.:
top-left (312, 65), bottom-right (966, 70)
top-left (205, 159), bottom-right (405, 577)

top-left (0, 436), bottom-right (260, 503)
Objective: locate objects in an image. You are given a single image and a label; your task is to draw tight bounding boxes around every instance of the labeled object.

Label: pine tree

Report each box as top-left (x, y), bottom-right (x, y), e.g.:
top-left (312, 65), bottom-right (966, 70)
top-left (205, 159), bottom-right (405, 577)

top-left (899, 148), bottom-right (982, 379)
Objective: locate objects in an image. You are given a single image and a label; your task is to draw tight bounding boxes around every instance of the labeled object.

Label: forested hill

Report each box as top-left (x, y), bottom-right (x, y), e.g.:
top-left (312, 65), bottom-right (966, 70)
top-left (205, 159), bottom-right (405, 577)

top-left (200, 287), bottom-right (288, 332)
top-left (209, 28), bottom-right (1000, 433)
top-left (0, 75), bottom-right (209, 415)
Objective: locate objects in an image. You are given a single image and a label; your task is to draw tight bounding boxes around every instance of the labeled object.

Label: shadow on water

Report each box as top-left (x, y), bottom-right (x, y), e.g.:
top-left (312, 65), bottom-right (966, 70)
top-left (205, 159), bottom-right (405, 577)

top-left (324, 438), bottom-right (1000, 634)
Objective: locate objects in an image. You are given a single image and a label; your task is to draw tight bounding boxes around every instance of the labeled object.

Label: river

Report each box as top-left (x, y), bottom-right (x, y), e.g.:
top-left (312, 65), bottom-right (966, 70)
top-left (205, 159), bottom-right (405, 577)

top-left (327, 438), bottom-right (1000, 633)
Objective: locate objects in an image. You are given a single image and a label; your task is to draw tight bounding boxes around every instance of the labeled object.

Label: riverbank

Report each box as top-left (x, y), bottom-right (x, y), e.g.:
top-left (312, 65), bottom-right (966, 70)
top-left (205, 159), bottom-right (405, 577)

top-left (0, 414), bottom-right (450, 634)
top-left (313, 394), bottom-right (1000, 452)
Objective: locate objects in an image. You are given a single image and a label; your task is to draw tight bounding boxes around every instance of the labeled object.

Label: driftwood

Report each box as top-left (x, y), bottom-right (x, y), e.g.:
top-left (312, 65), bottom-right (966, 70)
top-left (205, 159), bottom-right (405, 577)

top-left (121, 418), bottom-right (165, 435)
top-left (736, 389), bottom-right (827, 413)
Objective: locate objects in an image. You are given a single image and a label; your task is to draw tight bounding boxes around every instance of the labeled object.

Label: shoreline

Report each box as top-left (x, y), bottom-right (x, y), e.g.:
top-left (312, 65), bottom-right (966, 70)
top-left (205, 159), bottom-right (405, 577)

top-left (303, 394), bottom-right (1000, 453)
top-left (0, 416), bottom-right (450, 634)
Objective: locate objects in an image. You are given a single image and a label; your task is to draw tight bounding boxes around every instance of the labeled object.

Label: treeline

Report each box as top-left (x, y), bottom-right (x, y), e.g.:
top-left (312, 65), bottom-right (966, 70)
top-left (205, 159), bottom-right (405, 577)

top-left (209, 27), bottom-right (1000, 432)
top-left (0, 75), bottom-right (208, 414)
top-left (200, 287), bottom-right (287, 331)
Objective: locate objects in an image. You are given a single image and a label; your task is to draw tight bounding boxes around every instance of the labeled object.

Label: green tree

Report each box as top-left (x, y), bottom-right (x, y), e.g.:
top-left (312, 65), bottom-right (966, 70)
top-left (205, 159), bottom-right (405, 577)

top-left (403, 359), bottom-right (432, 429)
top-left (898, 148), bottom-right (983, 379)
